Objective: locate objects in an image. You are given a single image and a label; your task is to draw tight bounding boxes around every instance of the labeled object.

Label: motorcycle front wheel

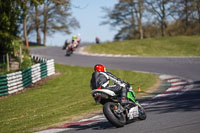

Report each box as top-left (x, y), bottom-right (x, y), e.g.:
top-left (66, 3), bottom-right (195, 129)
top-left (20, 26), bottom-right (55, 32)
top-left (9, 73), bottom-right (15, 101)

top-left (138, 105), bottom-right (146, 120)
top-left (103, 102), bottom-right (126, 127)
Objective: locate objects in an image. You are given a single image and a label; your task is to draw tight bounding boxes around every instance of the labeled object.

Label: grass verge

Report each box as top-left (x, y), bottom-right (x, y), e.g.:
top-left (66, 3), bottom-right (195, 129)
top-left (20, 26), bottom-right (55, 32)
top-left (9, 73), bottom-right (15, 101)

top-left (85, 36), bottom-right (200, 56)
top-left (0, 64), bottom-right (157, 133)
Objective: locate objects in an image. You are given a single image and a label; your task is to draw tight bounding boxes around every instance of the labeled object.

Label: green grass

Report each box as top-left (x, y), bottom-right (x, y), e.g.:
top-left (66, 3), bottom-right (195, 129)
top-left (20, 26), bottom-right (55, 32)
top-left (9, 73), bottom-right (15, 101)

top-left (0, 64), bottom-right (157, 133)
top-left (85, 36), bottom-right (200, 56)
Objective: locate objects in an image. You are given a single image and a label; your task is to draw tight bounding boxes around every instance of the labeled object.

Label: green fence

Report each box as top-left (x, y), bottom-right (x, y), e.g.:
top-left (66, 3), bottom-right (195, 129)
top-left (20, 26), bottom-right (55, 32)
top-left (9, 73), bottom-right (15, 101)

top-left (0, 55), bottom-right (55, 96)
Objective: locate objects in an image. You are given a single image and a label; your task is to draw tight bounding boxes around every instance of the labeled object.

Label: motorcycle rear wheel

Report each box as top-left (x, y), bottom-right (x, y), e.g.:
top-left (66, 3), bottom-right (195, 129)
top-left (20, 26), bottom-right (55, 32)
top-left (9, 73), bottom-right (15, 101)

top-left (66, 50), bottom-right (72, 56)
top-left (103, 102), bottom-right (126, 127)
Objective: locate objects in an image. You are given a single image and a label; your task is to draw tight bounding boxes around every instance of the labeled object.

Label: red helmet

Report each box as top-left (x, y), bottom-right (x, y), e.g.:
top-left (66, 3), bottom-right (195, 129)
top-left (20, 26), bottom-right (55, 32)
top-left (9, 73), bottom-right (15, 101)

top-left (94, 64), bottom-right (106, 72)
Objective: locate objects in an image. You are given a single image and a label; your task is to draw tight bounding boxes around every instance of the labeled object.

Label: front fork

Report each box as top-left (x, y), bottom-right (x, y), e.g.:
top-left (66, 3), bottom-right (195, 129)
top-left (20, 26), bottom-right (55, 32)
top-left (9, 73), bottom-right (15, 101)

top-left (113, 103), bottom-right (125, 114)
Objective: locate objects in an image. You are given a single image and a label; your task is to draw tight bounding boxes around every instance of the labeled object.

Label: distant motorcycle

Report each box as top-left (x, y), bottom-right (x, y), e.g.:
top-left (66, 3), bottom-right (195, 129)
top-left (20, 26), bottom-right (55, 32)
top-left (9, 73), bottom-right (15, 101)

top-left (91, 82), bottom-right (146, 127)
top-left (66, 42), bottom-right (79, 56)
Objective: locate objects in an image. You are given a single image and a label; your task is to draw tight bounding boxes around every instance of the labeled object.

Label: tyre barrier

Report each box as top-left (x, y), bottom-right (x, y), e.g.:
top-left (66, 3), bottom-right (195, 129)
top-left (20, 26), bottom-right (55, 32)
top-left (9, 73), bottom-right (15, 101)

top-left (0, 55), bottom-right (55, 96)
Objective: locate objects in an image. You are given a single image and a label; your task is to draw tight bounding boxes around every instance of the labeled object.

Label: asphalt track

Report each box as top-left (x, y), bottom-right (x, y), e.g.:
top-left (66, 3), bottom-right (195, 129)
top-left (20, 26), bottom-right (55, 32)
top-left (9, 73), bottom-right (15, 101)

top-left (31, 47), bottom-right (200, 133)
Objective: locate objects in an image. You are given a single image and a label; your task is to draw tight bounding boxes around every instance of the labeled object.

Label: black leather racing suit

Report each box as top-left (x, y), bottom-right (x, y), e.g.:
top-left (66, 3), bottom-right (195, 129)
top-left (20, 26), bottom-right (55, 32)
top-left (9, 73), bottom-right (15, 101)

top-left (90, 71), bottom-right (127, 98)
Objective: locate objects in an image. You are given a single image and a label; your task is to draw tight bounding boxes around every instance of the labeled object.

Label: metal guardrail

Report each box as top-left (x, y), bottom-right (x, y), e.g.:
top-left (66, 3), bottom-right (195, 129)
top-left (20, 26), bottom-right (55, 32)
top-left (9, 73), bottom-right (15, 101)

top-left (0, 55), bottom-right (55, 96)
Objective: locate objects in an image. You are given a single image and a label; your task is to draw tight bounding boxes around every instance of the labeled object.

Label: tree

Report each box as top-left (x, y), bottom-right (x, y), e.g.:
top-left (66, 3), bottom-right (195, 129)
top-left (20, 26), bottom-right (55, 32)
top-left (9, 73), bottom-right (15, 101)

top-left (137, 0), bottom-right (144, 39)
top-left (145, 0), bottom-right (174, 36)
top-left (0, 0), bottom-right (21, 54)
top-left (20, 0), bottom-right (29, 47)
top-left (34, 0), bottom-right (44, 44)
top-left (0, 0), bottom-right (22, 71)
top-left (21, 0), bottom-right (79, 46)
top-left (101, 0), bottom-right (145, 40)
top-left (166, 0), bottom-right (200, 35)
top-left (193, 0), bottom-right (200, 34)
top-left (41, 0), bottom-right (79, 45)
top-left (19, 0), bottom-right (43, 47)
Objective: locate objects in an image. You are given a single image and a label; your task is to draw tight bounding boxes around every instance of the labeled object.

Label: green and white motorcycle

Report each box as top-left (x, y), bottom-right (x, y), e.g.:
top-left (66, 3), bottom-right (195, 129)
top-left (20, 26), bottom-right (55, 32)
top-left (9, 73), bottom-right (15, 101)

top-left (91, 83), bottom-right (146, 127)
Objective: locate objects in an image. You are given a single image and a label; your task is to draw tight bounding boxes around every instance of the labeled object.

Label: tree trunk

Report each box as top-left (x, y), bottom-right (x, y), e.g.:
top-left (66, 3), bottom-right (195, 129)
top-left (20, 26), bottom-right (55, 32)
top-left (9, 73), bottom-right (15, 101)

top-left (131, 5), bottom-right (135, 39)
top-left (184, 0), bottom-right (189, 31)
top-left (161, 0), bottom-right (166, 37)
top-left (199, 12), bottom-right (200, 34)
top-left (19, 45), bottom-right (22, 64)
top-left (24, 16), bottom-right (29, 47)
top-left (196, 0), bottom-right (200, 34)
top-left (35, 5), bottom-right (41, 44)
top-left (43, 2), bottom-right (48, 46)
top-left (161, 23), bottom-right (164, 36)
top-left (138, 0), bottom-right (144, 39)
top-left (6, 53), bottom-right (10, 72)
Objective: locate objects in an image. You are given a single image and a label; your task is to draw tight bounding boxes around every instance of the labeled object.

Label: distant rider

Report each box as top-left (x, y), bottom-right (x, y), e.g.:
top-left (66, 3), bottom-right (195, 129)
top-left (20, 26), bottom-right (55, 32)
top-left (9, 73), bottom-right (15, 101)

top-left (70, 35), bottom-right (78, 48)
top-left (90, 64), bottom-right (130, 104)
top-left (96, 36), bottom-right (100, 44)
top-left (72, 35), bottom-right (76, 43)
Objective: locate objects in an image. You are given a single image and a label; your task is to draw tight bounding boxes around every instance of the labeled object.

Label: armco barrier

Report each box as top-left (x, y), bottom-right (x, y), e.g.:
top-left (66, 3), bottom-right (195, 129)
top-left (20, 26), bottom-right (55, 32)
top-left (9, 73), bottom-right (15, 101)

top-left (0, 55), bottom-right (55, 96)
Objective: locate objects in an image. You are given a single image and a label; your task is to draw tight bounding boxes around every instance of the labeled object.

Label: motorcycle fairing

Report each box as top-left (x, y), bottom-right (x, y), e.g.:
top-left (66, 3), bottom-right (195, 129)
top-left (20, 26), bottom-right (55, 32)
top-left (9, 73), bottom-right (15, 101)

top-left (91, 89), bottom-right (116, 97)
top-left (127, 91), bottom-right (137, 103)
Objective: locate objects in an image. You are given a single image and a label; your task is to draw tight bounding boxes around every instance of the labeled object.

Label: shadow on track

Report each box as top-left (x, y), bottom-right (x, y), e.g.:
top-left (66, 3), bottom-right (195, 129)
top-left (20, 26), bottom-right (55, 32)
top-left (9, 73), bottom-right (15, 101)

top-left (144, 81), bottom-right (200, 114)
top-left (59, 119), bottom-right (140, 132)
top-left (58, 121), bottom-right (114, 132)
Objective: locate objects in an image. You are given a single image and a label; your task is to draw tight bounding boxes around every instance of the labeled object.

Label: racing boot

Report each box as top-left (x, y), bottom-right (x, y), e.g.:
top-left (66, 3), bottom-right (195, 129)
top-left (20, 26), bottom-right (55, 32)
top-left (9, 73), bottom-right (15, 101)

top-left (121, 87), bottom-right (129, 105)
top-left (121, 97), bottom-right (129, 105)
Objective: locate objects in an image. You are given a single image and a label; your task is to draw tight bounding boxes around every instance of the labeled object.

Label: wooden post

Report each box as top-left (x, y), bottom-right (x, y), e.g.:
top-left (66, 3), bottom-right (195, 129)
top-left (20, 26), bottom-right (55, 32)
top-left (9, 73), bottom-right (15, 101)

top-left (24, 16), bottom-right (29, 48)
top-left (6, 53), bottom-right (10, 72)
top-left (19, 45), bottom-right (22, 68)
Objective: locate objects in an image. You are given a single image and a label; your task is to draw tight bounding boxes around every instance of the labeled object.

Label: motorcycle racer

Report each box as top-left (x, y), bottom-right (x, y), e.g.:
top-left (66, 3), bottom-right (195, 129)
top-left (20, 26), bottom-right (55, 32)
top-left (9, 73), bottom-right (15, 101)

top-left (72, 35), bottom-right (76, 43)
top-left (90, 64), bottom-right (131, 104)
